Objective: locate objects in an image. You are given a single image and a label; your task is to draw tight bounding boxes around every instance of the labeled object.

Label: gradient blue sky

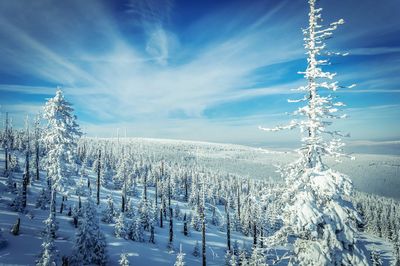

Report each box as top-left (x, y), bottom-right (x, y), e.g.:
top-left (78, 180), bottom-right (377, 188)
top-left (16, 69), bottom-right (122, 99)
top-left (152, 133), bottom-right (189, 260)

top-left (0, 0), bottom-right (399, 146)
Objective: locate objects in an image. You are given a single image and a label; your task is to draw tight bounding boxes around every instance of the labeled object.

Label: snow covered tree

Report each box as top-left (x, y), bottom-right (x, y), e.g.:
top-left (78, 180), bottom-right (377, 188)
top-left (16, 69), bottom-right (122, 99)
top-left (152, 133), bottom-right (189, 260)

top-left (393, 236), bottom-right (400, 266)
top-left (37, 210), bottom-right (58, 266)
top-left (119, 253), bottom-right (130, 266)
top-left (229, 252), bottom-right (238, 266)
top-left (70, 195), bottom-right (107, 265)
top-left (191, 207), bottom-right (202, 231)
top-left (123, 197), bottom-right (132, 219)
top-left (239, 249), bottom-right (249, 266)
top-left (370, 249), bottom-right (382, 266)
top-left (249, 246), bottom-right (266, 266)
top-left (36, 188), bottom-right (49, 210)
top-left (42, 89), bottom-right (82, 242)
top-left (131, 216), bottom-right (145, 242)
top-left (37, 233), bottom-right (57, 266)
top-left (259, 1), bottom-right (367, 264)
top-left (76, 165), bottom-right (89, 197)
top-left (174, 244), bottom-right (186, 266)
top-left (115, 212), bottom-right (128, 239)
top-left (42, 89), bottom-right (82, 195)
top-left (101, 195), bottom-right (115, 223)
top-left (10, 185), bottom-right (25, 212)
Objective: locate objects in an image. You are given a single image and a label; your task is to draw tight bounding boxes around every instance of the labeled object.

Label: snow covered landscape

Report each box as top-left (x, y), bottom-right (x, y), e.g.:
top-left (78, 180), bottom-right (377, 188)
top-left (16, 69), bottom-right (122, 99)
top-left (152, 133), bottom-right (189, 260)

top-left (0, 0), bottom-right (399, 265)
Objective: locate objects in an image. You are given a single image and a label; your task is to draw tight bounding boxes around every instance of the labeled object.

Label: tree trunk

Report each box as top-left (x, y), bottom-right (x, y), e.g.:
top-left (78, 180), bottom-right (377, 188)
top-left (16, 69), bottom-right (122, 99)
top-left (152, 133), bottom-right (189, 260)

top-left (60, 196), bottom-right (64, 214)
top-left (50, 188), bottom-right (57, 238)
top-left (160, 207), bottom-right (163, 228)
top-left (169, 207), bottom-right (173, 245)
top-left (97, 149), bottom-right (101, 205)
top-left (183, 213), bottom-right (188, 236)
top-left (122, 173), bottom-right (126, 212)
top-left (35, 143), bottom-right (39, 180)
top-left (226, 203), bottom-right (231, 251)
top-left (144, 171), bottom-right (147, 201)
top-left (253, 221), bottom-right (257, 247)
top-left (5, 147), bottom-right (8, 172)
top-left (155, 180), bottom-right (158, 206)
top-left (149, 225), bottom-right (155, 244)
top-left (237, 186), bottom-right (241, 221)
top-left (184, 173), bottom-right (188, 201)
top-left (202, 210), bottom-right (206, 266)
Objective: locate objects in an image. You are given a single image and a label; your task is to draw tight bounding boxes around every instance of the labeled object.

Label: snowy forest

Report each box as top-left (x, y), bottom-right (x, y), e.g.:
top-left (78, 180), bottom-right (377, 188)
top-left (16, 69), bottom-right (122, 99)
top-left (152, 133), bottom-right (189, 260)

top-left (1, 0), bottom-right (400, 265)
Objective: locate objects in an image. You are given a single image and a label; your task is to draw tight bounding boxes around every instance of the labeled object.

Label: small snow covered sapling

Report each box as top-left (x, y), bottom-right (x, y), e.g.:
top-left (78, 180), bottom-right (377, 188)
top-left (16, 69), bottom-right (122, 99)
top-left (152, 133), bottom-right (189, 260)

top-left (115, 212), bottom-right (128, 239)
top-left (119, 253), bottom-right (130, 266)
top-left (36, 188), bottom-right (48, 210)
top-left (174, 244), bottom-right (186, 266)
top-left (370, 249), bottom-right (383, 266)
top-left (101, 195), bottom-right (115, 223)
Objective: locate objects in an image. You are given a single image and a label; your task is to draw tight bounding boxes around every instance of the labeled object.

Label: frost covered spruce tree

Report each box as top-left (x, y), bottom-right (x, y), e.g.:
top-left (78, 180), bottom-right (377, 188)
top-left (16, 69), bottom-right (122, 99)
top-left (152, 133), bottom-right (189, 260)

top-left (174, 244), bottom-right (186, 266)
top-left (39, 89), bottom-right (81, 264)
top-left (70, 194), bottom-right (107, 265)
top-left (119, 253), bottom-right (130, 266)
top-left (260, 0), bottom-right (367, 265)
top-left (42, 89), bottom-right (82, 197)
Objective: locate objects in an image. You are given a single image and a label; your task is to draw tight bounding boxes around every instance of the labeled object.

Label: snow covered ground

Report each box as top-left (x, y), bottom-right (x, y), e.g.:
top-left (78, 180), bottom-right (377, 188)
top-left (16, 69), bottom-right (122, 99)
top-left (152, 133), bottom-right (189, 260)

top-left (0, 139), bottom-right (397, 265)
top-left (0, 146), bottom-right (255, 265)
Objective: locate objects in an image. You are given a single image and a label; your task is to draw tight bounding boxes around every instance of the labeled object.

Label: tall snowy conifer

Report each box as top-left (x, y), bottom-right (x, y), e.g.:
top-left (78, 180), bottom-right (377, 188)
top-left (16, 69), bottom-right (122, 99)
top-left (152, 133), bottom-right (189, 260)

top-left (260, 0), bottom-right (367, 264)
top-left (42, 89), bottom-right (82, 195)
top-left (40, 89), bottom-right (81, 262)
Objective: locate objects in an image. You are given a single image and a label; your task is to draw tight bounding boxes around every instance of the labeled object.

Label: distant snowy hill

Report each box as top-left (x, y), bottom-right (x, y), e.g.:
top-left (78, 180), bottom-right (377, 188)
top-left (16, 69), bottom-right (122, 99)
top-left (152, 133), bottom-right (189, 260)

top-left (107, 138), bottom-right (400, 199)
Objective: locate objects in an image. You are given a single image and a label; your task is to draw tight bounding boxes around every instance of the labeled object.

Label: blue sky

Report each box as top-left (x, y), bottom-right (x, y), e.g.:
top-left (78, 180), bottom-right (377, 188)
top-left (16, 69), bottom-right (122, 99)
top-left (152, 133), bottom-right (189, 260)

top-left (0, 0), bottom-right (399, 147)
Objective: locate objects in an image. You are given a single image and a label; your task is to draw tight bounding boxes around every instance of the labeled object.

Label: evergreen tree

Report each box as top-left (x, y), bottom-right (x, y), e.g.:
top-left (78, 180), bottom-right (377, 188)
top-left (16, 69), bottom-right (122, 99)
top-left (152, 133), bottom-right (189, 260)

top-left (101, 195), bottom-right (115, 223)
top-left (37, 211), bottom-right (58, 266)
top-left (174, 245), bottom-right (186, 266)
top-left (191, 207), bottom-right (201, 231)
top-left (115, 212), bottom-right (128, 239)
top-left (35, 188), bottom-right (49, 210)
top-left (131, 217), bottom-right (145, 242)
top-left (10, 185), bottom-right (24, 212)
top-left (249, 247), bottom-right (266, 266)
top-left (239, 249), bottom-right (249, 266)
top-left (42, 89), bottom-right (82, 195)
top-left (36, 233), bottom-right (57, 266)
top-left (125, 198), bottom-right (136, 219)
top-left (370, 249), bottom-right (382, 266)
top-left (393, 235), bottom-right (400, 266)
top-left (229, 252), bottom-right (238, 266)
top-left (259, 1), bottom-right (367, 264)
top-left (70, 195), bottom-right (107, 265)
top-left (119, 253), bottom-right (130, 266)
